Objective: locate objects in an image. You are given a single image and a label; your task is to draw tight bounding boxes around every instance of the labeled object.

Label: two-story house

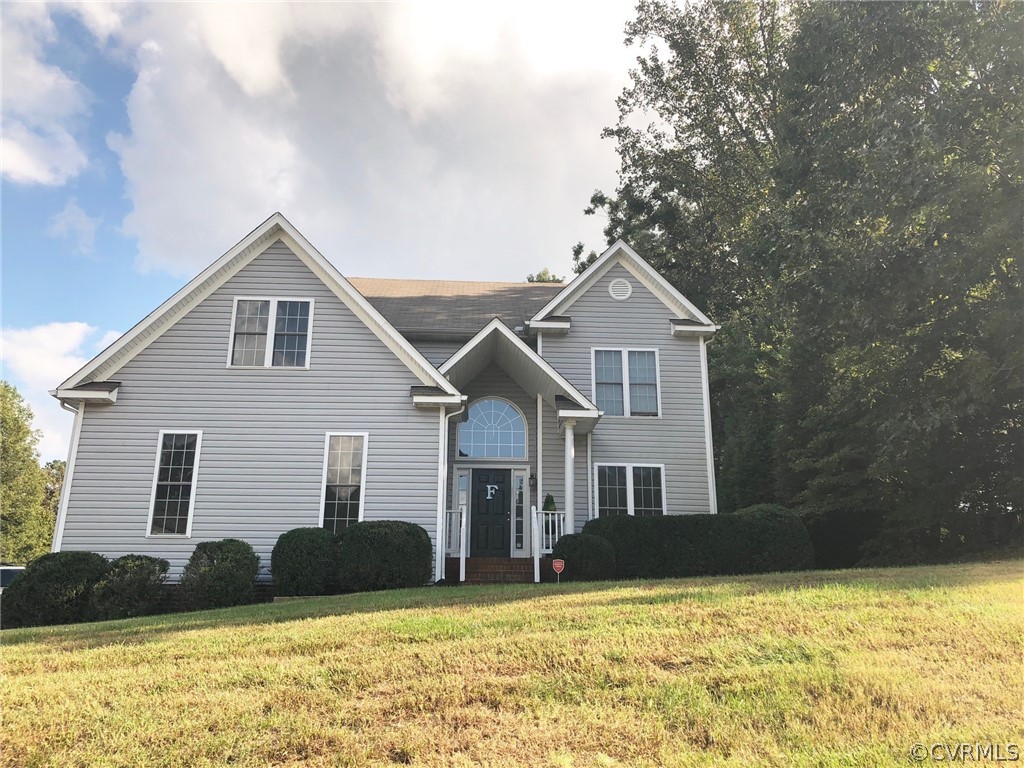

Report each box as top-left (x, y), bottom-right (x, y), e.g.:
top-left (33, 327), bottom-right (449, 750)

top-left (50, 214), bottom-right (718, 584)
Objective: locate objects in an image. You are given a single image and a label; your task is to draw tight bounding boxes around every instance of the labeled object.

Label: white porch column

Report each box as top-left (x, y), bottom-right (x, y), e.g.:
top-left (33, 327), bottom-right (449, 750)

top-left (563, 418), bottom-right (576, 536)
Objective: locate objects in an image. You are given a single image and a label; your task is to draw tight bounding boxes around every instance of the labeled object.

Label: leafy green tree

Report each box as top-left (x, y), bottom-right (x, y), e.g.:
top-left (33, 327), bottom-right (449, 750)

top-left (588, 0), bottom-right (1023, 562)
top-left (526, 268), bottom-right (564, 283)
top-left (0, 382), bottom-right (51, 563)
top-left (771, 1), bottom-right (1022, 560)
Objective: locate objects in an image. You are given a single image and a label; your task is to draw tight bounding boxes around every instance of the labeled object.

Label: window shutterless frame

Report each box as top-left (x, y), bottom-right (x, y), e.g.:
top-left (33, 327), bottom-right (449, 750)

top-left (226, 297), bottom-right (315, 369)
top-left (318, 432), bottom-right (370, 531)
top-left (591, 462), bottom-right (667, 518)
top-left (145, 429), bottom-right (203, 538)
top-left (590, 348), bottom-right (663, 417)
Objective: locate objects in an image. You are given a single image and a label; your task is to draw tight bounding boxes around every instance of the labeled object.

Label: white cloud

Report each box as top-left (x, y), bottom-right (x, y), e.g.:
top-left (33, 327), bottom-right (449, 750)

top-left (48, 198), bottom-right (101, 255)
top-left (90, 2), bottom-right (634, 280)
top-left (1, 322), bottom-right (114, 461)
top-left (0, 3), bottom-right (91, 185)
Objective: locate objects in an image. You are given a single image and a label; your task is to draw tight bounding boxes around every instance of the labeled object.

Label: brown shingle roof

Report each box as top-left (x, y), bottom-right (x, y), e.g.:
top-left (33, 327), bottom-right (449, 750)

top-left (348, 277), bottom-right (563, 339)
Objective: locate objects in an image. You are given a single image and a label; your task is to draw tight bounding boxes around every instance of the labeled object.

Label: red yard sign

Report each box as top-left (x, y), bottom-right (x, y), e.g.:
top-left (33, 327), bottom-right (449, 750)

top-left (552, 559), bottom-right (565, 575)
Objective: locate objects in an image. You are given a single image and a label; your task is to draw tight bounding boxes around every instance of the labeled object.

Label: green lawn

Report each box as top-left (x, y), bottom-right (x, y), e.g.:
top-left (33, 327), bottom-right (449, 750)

top-left (2, 560), bottom-right (1022, 767)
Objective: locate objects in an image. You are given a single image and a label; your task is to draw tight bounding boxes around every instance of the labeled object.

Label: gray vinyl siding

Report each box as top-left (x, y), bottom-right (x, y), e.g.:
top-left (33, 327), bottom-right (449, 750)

top-left (411, 340), bottom-right (462, 367)
top-left (540, 263), bottom-right (712, 518)
top-left (60, 240), bottom-right (442, 578)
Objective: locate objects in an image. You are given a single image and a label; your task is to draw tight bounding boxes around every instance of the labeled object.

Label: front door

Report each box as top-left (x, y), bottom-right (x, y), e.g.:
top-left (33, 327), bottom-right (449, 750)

top-left (470, 469), bottom-right (511, 557)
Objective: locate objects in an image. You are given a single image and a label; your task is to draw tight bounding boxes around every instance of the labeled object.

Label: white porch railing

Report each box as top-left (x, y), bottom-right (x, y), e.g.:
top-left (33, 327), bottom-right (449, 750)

top-left (531, 505), bottom-right (566, 582)
top-left (445, 504), bottom-right (468, 582)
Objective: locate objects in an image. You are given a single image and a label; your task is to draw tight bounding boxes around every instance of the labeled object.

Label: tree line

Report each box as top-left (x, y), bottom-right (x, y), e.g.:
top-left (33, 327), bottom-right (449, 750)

top-left (1, 383), bottom-right (64, 564)
top-left (578, 0), bottom-right (1021, 564)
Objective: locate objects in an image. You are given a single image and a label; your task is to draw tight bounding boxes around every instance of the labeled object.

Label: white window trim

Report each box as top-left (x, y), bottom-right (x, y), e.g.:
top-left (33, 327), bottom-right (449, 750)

top-left (456, 397), bottom-right (530, 462)
top-left (592, 462), bottom-right (667, 518)
top-left (226, 296), bottom-right (315, 369)
top-left (145, 429), bottom-right (203, 538)
top-left (318, 432), bottom-right (370, 529)
top-left (590, 348), bottom-right (663, 418)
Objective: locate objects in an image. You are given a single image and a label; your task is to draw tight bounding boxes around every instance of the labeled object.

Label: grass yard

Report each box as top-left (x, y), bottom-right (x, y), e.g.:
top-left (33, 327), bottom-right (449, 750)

top-left (2, 560), bottom-right (1022, 767)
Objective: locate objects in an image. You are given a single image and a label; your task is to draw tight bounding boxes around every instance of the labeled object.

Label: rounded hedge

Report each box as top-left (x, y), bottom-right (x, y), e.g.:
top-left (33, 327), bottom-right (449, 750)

top-left (179, 538), bottom-right (259, 610)
top-left (551, 533), bottom-right (616, 581)
top-left (91, 554), bottom-right (169, 620)
top-left (271, 527), bottom-right (339, 596)
top-left (337, 521), bottom-right (431, 592)
top-left (1, 551), bottom-right (110, 628)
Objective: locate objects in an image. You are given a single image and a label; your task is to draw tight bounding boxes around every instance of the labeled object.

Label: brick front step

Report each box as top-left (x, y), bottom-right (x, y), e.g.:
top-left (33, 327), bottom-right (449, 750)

top-left (445, 557), bottom-right (535, 584)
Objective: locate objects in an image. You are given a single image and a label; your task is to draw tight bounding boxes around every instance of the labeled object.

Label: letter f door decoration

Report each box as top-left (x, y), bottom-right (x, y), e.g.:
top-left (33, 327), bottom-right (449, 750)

top-left (485, 484), bottom-right (498, 500)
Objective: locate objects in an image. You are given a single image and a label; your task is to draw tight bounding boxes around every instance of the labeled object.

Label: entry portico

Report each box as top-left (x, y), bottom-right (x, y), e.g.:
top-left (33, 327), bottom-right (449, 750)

top-left (438, 319), bottom-right (600, 579)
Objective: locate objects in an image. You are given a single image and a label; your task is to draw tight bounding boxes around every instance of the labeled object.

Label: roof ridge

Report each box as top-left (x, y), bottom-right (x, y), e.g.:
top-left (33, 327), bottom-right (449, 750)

top-left (348, 276), bottom-right (564, 287)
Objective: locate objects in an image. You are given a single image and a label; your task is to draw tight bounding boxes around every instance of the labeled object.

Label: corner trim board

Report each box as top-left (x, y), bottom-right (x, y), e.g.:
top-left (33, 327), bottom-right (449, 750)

top-left (51, 401), bottom-right (85, 552)
top-left (699, 337), bottom-right (718, 514)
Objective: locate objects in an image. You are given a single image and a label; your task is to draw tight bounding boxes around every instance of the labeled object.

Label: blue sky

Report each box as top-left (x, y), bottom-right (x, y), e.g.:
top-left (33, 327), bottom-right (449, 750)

top-left (1, 2), bottom-right (635, 460)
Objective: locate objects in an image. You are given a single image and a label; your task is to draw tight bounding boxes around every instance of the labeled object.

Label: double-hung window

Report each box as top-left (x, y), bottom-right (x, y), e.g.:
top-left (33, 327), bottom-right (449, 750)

top-left (229, 298), bottom-right (314, 368)
top-left (321, 433), bottom-right (368, 536)
top-left (593, 349), bottom-right (660, 416)
top-left (595, 463), bottom-right (665, 517)
top-left (148, 431), bottom-right (202, 536)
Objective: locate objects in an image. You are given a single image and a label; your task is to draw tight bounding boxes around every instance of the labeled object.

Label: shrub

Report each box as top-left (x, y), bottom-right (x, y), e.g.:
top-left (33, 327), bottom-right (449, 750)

top-left (179, 539), bottom-right (259, 610)
top-left (733, 505), bottom-right (816, 573)
top-left (271, 527), bottom-right (340, 596)
top-left (578, 516), bottom-right (647, 578)
top-left (91, 555), bottom-right (169, 620)
top-left (582, 509), bottom-right (814, 579)
top-left (1, 551), bottom-right (110, 628)
top-left (337, 521), bottom-right (431, 592)
top-left (800, 506), bottom-right (884, 568)
top-left (551, 534), bottom-right (616, 581)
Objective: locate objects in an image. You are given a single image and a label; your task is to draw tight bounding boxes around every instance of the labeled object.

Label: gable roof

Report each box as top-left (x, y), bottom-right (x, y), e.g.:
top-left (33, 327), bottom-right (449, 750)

top-left (528, 240), bottom-right (718, 329)
top-left (439, 318), bottom-right (601, 433)
top-left (348, 278), bottom-right (562, 340)
top-left (56, 213), bottom-right (460, 397)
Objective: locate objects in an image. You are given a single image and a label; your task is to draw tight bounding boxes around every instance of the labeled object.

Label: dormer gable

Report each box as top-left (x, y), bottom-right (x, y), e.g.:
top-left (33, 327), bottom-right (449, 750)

top-left (526, 240), bottom-right (718, 337)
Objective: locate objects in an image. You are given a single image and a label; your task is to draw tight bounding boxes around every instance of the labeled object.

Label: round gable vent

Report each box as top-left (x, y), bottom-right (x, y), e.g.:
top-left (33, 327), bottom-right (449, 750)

top-left (608, 277), bottom-right (633, 301)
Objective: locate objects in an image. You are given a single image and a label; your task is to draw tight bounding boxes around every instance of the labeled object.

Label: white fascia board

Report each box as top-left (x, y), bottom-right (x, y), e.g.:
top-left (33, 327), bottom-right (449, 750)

top-left (53, 387), bottom-right (118, 403)
top-left (57, 212), bottom-right (460, 397)
top-left (670, 324), bottom-right (720, 337)
top-left (413, 394), bottom-right (466, 407)
top-left (557, 409), bottom-right (601, 419)
top-left (528, 239), bottom-right (715, 327)
top-left (441, 318), bottom-right (597, 411)
top-left (526, 319), bottom-right (571, 332)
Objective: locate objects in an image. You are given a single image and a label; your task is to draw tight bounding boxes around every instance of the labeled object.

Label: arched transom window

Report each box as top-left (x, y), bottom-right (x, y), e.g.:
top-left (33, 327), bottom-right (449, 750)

top-left (458, 398), bottom-right (527, 459)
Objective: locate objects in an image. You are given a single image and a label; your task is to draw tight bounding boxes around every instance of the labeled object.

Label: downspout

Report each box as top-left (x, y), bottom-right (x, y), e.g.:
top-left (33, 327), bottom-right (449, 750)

top-left (435, 400), bottom-right (466, 581)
